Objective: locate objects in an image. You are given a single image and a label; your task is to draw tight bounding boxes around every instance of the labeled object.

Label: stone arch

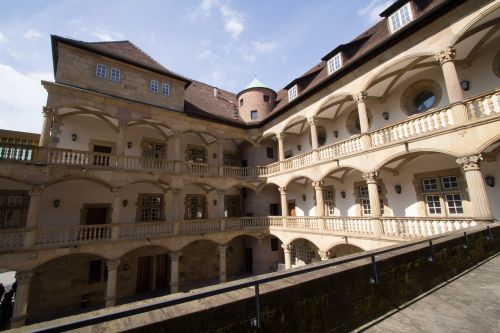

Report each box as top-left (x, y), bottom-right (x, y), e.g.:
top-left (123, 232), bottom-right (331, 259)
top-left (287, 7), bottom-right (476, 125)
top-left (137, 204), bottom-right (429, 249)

top-left (474, 133), bottom-right (500, 156)
top-left (127, 120), bottom-right (173, 140)
top-left (45, 177), bottom-right (113, 190)
top-left (56, 106), bottom-right (119, 132)
top-left (449, 2), bottom-right (500, 47)
top-left (320, 164), bottom-right (364, 182)
top-left (327, 243), bottom-right (364, 259)
top-left (373, 148), bottom-right (460, 172)
top-left (324, 239), bottom-right (366, 254)
top-left (288, 237), bottom-right (321, 267)
top-left (312, 93), bottom-right (354, 119)
top-left (127, 180), bottom-right (169, 193)
top-left (280, 114), bottom-right (308, 135)
top-left (283, 174), bottom-right (319, 188)
top-left (182, 129), bottom-right (219, 145)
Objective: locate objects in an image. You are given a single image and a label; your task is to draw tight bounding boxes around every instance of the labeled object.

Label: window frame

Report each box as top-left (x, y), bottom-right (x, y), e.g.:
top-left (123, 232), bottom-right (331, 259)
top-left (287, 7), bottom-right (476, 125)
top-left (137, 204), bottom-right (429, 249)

top-left (184, 194), bottom-right (207, 219)
top-left (288, 85), bottom-right (298, 101)
top-left (150, 79), bottom-right (159, 94)
top-left (110, 68), bottom-right (121, 82)
top-left (388, 2), bottom-right (414, 33)
top-left (161, 82), bottom-right (170, 96)
top-left (327, 53), bottom-right (343, 75)
top-left (96, 64), bottom-right (107, 79)
top-left (250, 110), bottom-right (258, 120)
top-left (353, 182), bottom-right (387, 216)
top-left (136, 193), bottom-right (164, 222)
top-left (0, 190), bottom-right (29, 229)
top-left (185, 145), bottom-right (207, 163)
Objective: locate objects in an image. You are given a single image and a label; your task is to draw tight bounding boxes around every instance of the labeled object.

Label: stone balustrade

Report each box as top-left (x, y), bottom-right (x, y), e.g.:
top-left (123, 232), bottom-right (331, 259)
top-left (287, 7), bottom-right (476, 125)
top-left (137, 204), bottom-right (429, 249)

top-left (0, 90), bottom-right (498, 177)
top-left (0, 216), bottom-right (483, 252)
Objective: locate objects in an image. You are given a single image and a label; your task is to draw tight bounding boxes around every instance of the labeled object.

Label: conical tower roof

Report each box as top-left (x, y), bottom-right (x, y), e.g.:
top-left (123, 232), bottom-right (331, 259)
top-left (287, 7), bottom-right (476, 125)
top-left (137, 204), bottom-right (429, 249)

top-left (244, 77), bottom-right (270, 90)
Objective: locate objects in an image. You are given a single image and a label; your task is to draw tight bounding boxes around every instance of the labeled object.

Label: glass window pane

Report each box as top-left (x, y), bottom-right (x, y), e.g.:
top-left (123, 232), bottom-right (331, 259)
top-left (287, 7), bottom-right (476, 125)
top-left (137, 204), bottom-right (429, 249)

top-left (445, 193), bottom-right (463, 214)
top-left (441, 176), bottom-right (458, 189)
top-left (422, 178), bottom-right (438, 192)
top-left (426, 195), bottom-right (441, 214)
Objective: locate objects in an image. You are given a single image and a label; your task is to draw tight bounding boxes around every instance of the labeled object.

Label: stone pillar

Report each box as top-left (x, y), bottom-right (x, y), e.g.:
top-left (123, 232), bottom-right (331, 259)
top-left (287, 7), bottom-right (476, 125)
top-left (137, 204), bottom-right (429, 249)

top-left (353, 92), bottom-right (372, 149)
top-left (308, 117), bottom-right (319, 150)
top-left (169, 251), bottom-right (181, 293)
top-left (10, 271), bottom-right (34, 328)
top-left (171, 189), bottom-right (182, 222)
top-left (312, 181), bottom-right (324, 217)
top-left (277, 133), bottom-right (285, 161)
top-left (456, 155), bottom-right (493, 220)
top-left (282, 244), bottom-right (292, 269)
top-left (105, 259), bottom-right (120, 307)
top-left (279, 187), bottom-right (288, 217)
top-left (363, 172), bottom-right (383, 236)
top-left (39, 107), bottom-right (54, 147)
top-left (110, 187), bottom-right (123, 240)
top-left (24, 185), bottom-right (44, 248)
top-left (218, 245), bottom-right (227, 283)
top-left (318, 250), bottom-right (330, 261)
top-left (116, 120), bottom-right (127, 168)
top-left (217, 189), bottom-right (225, 218)
top-left (435, 47), bottom-right (467, 124)
top-left (172, 130), bottom-right (182, 173)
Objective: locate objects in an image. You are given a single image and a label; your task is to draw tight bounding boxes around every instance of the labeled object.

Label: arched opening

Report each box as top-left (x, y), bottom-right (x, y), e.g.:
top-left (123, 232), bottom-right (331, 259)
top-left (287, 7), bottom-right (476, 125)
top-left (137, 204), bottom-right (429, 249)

top-left (281, 116), bottom-right (309, 158)
top-left (256, 183), bottom-right (281, 216)
top-left (314, 94), bottom-right (356, 144)
top-left (179, 240), bottom-right (219, 291)
top-left (327, 243), bottom-right (364, 259)
top-left (290, 238), bottom-right (320, 267)
top-left (284, 176), bottom-right (317, 217)
top-left (117, 246), bottom-right (171, 302)
top-left (241, 136), bottom-right (278, 167)
top-left (27, 253), bottom-right (107, 323)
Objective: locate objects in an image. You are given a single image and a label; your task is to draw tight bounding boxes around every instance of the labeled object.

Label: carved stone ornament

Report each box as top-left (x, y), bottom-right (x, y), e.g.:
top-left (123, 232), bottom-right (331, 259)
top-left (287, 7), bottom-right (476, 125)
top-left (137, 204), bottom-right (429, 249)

top-left (456, 154), bottom-right (482, 171)
top-left (434, 47), bottom-right (456, 65)
top-left (363, 172), bottom-right (379, 183)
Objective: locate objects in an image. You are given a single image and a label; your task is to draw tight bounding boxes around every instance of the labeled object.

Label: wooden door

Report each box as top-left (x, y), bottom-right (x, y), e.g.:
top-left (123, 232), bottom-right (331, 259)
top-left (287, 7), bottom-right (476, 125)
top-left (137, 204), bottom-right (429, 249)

top-left (155, 254), bottom-right (170, 291)
top-left (288, 201), bottom-right (296, 216)
top-left (86, 207), bottom-right (107, 224)
top-left (136, 256), bottom-right (153, 293)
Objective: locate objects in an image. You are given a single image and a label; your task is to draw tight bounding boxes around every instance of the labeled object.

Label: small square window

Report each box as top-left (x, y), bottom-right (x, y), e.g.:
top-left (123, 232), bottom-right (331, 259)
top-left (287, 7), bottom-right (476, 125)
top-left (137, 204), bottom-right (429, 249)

top-left (422, 178), bottom-right (438, 192)
top-left (240, 98), bottom-right (244, 107)
top-left (150, 80), bottom-right (159, 93)
top-left (441, 176), bottom-right (458, 189)
top-left (288, 85), bottom-right (298, 101)
top-left (162, 83), bottom-right (170, 96)
top-left (263, 95), bottom-right (270, 103)
top-left (96, 64), bottom-right (107, 78)
top-left (110, 68), bottom-right (120, 82)
top-left (359, 186), bottom-right (369, 197)
top-left (266, 147), bottom-right (274, 158)
top-left (251, 110), bottom-right (258, 120)
top-left (426, 195), bottom-right (441, 214)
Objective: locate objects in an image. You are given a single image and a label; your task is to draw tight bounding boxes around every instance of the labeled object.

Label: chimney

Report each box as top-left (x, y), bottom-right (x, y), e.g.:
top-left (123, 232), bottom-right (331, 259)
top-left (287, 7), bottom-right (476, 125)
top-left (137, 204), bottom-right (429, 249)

top-left (213, 87), bottom-right (218, 97)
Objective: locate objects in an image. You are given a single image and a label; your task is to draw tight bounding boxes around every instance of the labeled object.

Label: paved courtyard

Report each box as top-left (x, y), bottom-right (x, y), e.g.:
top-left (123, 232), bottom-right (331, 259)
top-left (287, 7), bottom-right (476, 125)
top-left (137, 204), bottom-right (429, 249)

top-left (358, 253), bottom-right (500, 333)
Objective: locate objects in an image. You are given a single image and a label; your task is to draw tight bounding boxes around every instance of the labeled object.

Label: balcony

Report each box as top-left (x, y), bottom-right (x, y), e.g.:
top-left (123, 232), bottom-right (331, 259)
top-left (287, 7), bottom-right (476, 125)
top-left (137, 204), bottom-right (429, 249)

top-left (0, 216), bottom-right (480, 252)
top-left (0, 89), bottom-right (498, 178)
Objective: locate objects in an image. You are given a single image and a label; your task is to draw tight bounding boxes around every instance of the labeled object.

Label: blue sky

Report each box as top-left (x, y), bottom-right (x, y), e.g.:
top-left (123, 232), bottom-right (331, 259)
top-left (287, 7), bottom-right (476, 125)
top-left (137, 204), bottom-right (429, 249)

top-left (0, 0), bottom-right (392, 133)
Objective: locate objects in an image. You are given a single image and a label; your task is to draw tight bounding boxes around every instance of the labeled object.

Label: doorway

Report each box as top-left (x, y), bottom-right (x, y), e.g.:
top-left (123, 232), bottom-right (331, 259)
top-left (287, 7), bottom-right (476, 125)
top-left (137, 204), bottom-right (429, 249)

top-left (136, 256), bottom-right (153, 293)
top-left (155, 254), bottom-right (170, 291)
top-left (288, 200), bottom-right (296, 216)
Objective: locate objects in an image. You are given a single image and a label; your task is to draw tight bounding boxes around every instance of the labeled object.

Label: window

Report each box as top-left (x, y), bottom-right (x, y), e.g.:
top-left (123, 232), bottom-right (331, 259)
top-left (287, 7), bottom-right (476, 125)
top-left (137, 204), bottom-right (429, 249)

top-left (224, 195), bottom-right (241, 217)
top-left (327, 53), bottom-right (343, 75)
top-left (223, 151), bottom-right (239, 166)
top-left (240, 98), bottom-right (244, 107)
top-left (161, 83), bottom-right (170, 96)
top-left (186, 145), bottom-right (206, 163)
top-left (150, 80), bottom-right (159, 93)
top-left (402, 80), bottom-right (441, 115)
top-left (137, 194), bottom-right (163, 222)
top-left (88, 260), bottom-right (103, 284)
top-left (185, 195), bottom-right (206, 219)
top-left (291, 240), bottom-right (320, 265)
top-left (0, 191), bottom-right (28, 229)
top-left (266, 147), bottom-right (274, 158)
top-left (142, 141), bottom-right (166, 168)
top-left (388, 2), bottom-right (413, 33)
top-left (110, 68), bottom-right (121, 82)
top-left (419, 175), bottom-right (464, 216)
top-left (355, 184), bottom-right (385, 216)
top-left (251, 110), bottom-right (258, 120)
top-left (323, 186), bottom-right (335, 216)
top-left (263, 95), bottom-right (270, 103)
top-left (96, 64), bottom-right (107, 78)
top-left (288, 85), bottom-right (298, 101)
top-left (414, 91), bottom-right (435, 112)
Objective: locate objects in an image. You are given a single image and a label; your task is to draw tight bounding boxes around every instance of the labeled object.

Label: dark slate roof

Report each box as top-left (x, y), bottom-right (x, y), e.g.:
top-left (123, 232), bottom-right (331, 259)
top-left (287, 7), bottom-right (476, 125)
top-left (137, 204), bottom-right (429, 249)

top-left (51, 35), bottom-right (191, 86)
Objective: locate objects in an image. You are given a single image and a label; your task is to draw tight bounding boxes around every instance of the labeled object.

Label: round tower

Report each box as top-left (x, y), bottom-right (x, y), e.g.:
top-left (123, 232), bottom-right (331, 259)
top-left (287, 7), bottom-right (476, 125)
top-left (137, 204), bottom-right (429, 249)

top-left (236, 78), bottom-right (276, 122)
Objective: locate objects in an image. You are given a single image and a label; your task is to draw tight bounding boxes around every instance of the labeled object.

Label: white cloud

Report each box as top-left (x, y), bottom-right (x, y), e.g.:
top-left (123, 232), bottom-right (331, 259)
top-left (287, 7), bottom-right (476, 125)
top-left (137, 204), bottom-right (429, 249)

top-left (23, 29), bottom-right (43, 40)
top-left (92, 31), bottom-right (124, 42)
top-left (219, 5), bottom-right (244, 38)
top-left (251, 41), bottom-right (277, 54)
top-left (0, 32), bottom-right (7, 44)
top-left (0, 64), bottom-right (52, 132)
top-left (190, 0), bottom-right (245, 39)
top-left (357, 0), bottom-right (393, 23)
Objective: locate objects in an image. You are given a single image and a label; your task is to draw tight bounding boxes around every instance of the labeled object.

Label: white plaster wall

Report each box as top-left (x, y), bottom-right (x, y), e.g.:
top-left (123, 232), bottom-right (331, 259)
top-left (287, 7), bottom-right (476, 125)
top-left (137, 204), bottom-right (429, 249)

top-left (57, 115), bottom-right (118, 150)
top-left (240, 139), bottom-right (278, 167)
top-left (124, 126), bottom-right (166, 158)
top-left (243, 185), bottom-right (280, 216)
top-left (286, 182), bottom-right (315, 216)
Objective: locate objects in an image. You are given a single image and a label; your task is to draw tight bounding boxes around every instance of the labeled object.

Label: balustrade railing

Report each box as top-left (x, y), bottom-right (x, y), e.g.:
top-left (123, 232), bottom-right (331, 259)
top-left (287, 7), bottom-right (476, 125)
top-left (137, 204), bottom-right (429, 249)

top-left (281, 152), bottom-right (314, 171)
top-left (467, 90), bottom-right (500, 120)
top-left (182, 162), bottom-right (219, 176)
top-left (0, 228), bottom-right (25, 249)
top-left (225, 217), bottom-right (269, 230)
top-left (381, 217), bottom-right (476, 238)
top-left (324, 217), bottom-right (375, 234)
top-left (35, 224), bottom-right (112, 246)
top-left (284, 216), bottom-right (322, 231)
top-left (0, 143), bottom-right (37, 162)
top-left (119, 221), bottom-right (174, 239)
top-left (124, 156), bottom-right (174, 172)
top-left (47, 148), bottom-right (114, 167)
top-left (317, 137), bottom-right (363, 160)
top-left (178, 218), bottom-right (221, 234)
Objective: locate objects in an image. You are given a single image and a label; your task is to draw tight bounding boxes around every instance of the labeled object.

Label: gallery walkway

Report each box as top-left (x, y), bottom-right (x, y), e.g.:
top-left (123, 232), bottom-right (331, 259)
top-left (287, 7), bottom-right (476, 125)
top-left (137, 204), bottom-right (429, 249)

top-left (357, 253), bottom-right (500, 332)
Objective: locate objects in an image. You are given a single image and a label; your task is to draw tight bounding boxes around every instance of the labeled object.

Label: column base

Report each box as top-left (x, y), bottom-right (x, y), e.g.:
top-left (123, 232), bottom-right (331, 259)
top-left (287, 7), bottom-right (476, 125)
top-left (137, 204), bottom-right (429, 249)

top-left (10, 315), bottom-right (27, 328)
top-left (105, 296), bottom-right (116, 307)
top-left (170, 282), bottom-right (179, 294)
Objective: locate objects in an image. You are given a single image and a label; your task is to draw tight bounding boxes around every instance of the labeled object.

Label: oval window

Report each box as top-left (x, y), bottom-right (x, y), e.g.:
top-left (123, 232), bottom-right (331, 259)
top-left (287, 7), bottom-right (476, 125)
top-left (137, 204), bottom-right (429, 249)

top-left (414, 91), bottom-right (436, 112)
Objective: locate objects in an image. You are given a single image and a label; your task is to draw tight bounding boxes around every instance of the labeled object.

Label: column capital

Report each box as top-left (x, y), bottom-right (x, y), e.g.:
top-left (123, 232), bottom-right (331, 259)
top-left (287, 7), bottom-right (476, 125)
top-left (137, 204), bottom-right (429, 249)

top-left (29, 185), bottom-right (44, 196)
top-left (171, 129), bottom-right (182, 138)
top-left (312, 181), bottom-right (324, 190)
top-left (434, 47), bottom-right (456, 65)
top-left (278, 186), bottom-right (287, 195)
top-left (111, 187), bottom-right (124, 196)
top-left (117, 119), bottom-right (128, 128)
top-left (307, 116), bottom-right (317, 126)
top-left (169, 251), bottom-right (182, 261)
top-left (216, 189), bottom-right (225, 196)
top-left (363, 171), bottom-right (379, 183)
top-left (106, 259), bottom-right (121, 271)
top-left (171, 188), bottom-right (182, 195)
top-left (42, 106), bottom-right (55, 117)
top-left (318, 250), bottom-right (330, 261)
top-left (276, 133), bottom-right (285, 141)
top-left (353, 92), bottom-right (367, 104)
top-left (456, 154), bottom-right (483, 171)
top-left (281, 243), bottom-right (291, 252)
top-left (15, 271), bottom-right (34, 285)
top-left (217, 244), bottom-right (228, 253)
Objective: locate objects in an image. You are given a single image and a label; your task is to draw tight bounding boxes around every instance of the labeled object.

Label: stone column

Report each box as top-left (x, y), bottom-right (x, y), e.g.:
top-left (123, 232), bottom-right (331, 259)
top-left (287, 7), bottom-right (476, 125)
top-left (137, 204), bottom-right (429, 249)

top-left (277, 133), bottom-right (285, 161)
top-left (39, 107), bottom-right (54, 147)
top-left (116, 120), bottom-right (127, 168)
top-left (105, 259), bottom-right (120, 307)
top-left (110, 187), bottom-right (123, 240)
top-left (10, 271), bottom-right (34, 328)
top-left (312, 181), bottom-right (324, 217)
top-left (171, 189), bottom-right (182, 222)
top-left (318, 250), bottom-right (330, 261)
top-left (279, 187), bottom-right (288, 217)
top-left (282, 244), bottom-right (292, 269)
top-left (435, 47), bottom-right (467, 124)
top-left (456, 155), bottom-right (493, 220)
top-left (169, 251), bottom-right (181, 293)
top-left (218, 245), bottom-right (227, 283)
top-left (24, 185), bottom-right (44, 248)
top-left (308, 117), bottom-right (319, 150)
top-left (353, 92), bottom-right (372, 149)
top-left (216, 189), bottom-right (225, 218)
top-left (363, 172), bottom-right (383, 236)
top-left (172, 130), bottom-right (182, 172)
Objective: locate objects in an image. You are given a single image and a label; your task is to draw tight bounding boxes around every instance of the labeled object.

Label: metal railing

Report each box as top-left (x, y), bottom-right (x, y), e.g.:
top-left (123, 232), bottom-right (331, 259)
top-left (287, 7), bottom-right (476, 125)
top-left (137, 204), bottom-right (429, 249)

top-left (29, 224), bottom-right (498, 332)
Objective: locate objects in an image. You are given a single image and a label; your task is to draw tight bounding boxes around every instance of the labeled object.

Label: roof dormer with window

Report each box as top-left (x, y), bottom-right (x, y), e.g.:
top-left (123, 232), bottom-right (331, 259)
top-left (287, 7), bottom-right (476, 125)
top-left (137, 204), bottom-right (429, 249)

top-left (386, 2), bottom-right (414, 33)
top-left (288, 84), bottom-right (298, 102)
top-left (327, 53), bottom-right (343, 75)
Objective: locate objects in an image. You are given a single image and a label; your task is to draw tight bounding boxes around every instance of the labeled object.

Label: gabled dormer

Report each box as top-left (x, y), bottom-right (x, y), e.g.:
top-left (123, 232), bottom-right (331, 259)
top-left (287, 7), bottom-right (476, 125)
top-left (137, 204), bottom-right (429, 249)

top-left (288, 84), bottom-right (298, 102)
top-left (380, 1), bottom-right (415, 34)
top-left (327, 52), bottom-right (343, 75)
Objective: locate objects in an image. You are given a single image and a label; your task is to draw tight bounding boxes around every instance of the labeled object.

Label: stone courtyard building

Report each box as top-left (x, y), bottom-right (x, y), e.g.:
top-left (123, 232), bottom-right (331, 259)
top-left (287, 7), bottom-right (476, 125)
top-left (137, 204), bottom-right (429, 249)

top-left (0, 0), bottom-right (499, 327)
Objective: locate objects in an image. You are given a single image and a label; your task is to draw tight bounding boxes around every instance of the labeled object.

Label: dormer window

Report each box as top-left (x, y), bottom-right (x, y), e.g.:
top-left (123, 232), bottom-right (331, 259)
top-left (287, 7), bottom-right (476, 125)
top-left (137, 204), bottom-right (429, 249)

top-left (288, 85), bottom-right (298, 101)
top-left (161, 83), bottom-right (170, 96)
top-left (327, 53), bottom-right (343, 75)
top-left (110, 68), bottom-right (121, 82)
top-left (388, 2), bottom-right (413, 33)
top-left (150, 80), bottom-right (159, 93)
top-left (96, 64), bottom-right (107, 79)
